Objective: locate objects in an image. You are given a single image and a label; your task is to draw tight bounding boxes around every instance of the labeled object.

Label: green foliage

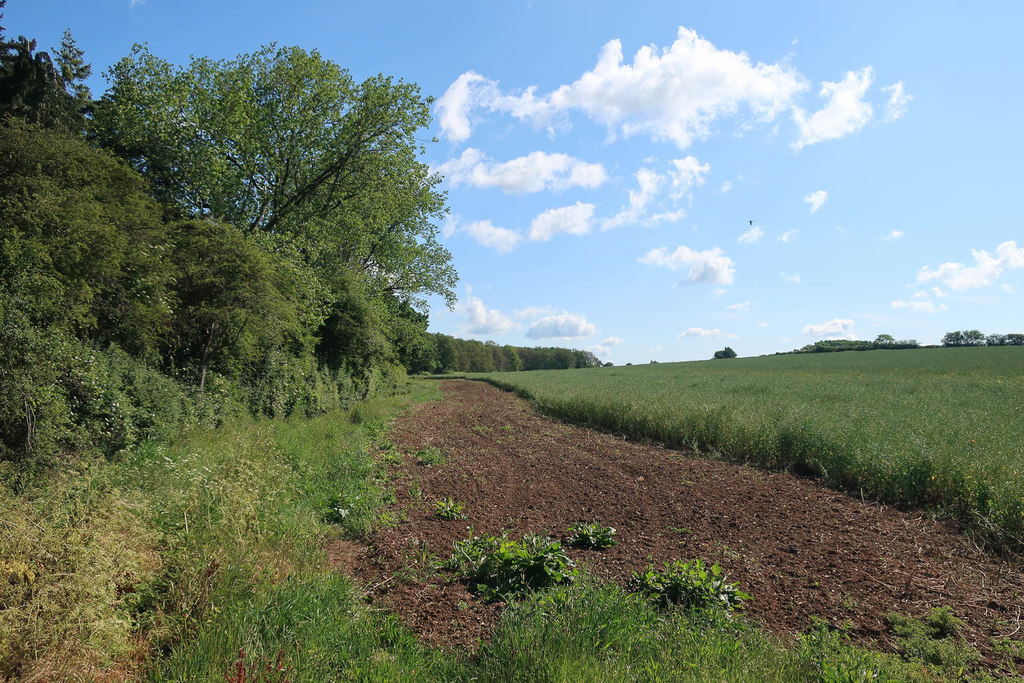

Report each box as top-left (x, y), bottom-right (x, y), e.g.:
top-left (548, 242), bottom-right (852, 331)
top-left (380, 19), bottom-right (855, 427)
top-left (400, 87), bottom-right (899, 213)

top-left (93, 42), bottom-right (456, 309)
top-left (0, 25), bottom-right (91, 133)
top-left (627, 558), bottom-right (750, 612)
top-left (477, 348), bottom-right (1024, 554)
top-left (885, 607), bottom-right (980, 670)
top-left (441, 533), bottom-right (578, 601)
top-left (415, 446), bottom-right (446, 466)
top-left (434, 497), bottom-right (467, 520)
top-left (713, 346), bottom-right (737, 359)
top-left (565, 521), bottom-right (617, 550)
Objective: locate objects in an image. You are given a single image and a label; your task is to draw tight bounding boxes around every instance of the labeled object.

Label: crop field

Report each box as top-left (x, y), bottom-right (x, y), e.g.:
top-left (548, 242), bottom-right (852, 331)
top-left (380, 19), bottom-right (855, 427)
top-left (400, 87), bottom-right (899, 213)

top-left (478, 347), bottom-right (1024, 552)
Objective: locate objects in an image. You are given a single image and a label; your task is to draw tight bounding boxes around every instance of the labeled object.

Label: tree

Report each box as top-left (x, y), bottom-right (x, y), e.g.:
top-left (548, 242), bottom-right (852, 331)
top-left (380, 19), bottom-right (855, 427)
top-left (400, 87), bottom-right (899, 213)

top-left (713, 347), bottom-right (737, 359)
top-left (941, 331), bottom-right (966, 347)
top-left (93, 44), bottom-right (456, 314)
top-left (167, 220), bottom-right (316, 390)
top-left (0, 10), bottom-right (91, 133)
top-left (874, 334), bottom-right (895, 346)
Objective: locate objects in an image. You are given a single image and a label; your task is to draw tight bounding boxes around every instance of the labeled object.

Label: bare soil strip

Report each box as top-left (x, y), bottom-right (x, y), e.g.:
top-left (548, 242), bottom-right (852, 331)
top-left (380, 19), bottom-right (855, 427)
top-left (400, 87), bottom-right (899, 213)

top-left (337, 380), bottom-right (1024, 661)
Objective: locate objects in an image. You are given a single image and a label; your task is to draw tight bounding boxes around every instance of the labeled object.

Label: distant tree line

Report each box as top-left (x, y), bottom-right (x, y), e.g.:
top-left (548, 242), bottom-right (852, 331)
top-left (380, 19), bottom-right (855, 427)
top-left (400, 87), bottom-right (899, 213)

top-left (404, 334), bottom-right (603, 374)
top-left (0, 8), bottom-right (458, 468)
top-left (783, 334), bottom-right (920, 355)
top-left (942, 330), bottom-right (1024, 347)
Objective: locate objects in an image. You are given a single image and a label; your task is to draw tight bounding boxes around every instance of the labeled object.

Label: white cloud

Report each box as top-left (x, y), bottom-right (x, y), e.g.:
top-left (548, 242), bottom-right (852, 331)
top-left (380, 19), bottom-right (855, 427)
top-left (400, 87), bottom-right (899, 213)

top-left (917, 241), bottom-right (1024, 291)
top-left (526, 313), bottom-right (596, 339)
top-left (792, 67), bottom-right (874, 150)
top-left (587, 344), bottom-right (612, 358)
top-left (738, 225), bottom-right (763, 243)
top-left (438, 26), bottom-right (807, 148)
top-left (884, 230), bottom-right (905, 240)
top-left (778, 230), bottom-right (798, 243)
top-left (780, 272), bottom-right (801, 284)
top-left (804, 190), bottom-right (828, 213)
top-left (892, 300), bottom-right (948, 313)
top-left (668, 156), bottom-right (710, 199)
top-left (802, 318), bottom-right (856, 339)
top-left (883, 81), bottom-right (911, 121)
top-left (639, 246), bottom-right (735, 285)
top-left (602, 168), bottom-right (664, 231)
top-left (458, 296), bottom-right (515, 336)
top-left (603, 336), bottom-right (624, 346)
top-left (720, 180), bottom-right (732, 193)
top-left (464, 220), bottom-right (523, 254)
top-left (433, 148), bottom-right (607, 194)
top-left (529, 202), bottom-right (596, 241)
top-left (1002, 284), bottom-right (1016, 293)
top-left (679, 327), bottom-right (723, 337)
top-left (726, 301), bottom-right (750, 312)
top-left (514, 305), bottom-right (558, 320)
top-left (436, 72), bottom-right (486, 143)
top-left (435, 72), bottom-right (547, 142)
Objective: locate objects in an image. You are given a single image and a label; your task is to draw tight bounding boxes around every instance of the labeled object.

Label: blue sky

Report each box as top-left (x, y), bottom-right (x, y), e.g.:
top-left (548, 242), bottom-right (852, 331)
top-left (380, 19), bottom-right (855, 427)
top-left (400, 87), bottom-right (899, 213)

top-left (10, 1), bottom-right (1024, 363)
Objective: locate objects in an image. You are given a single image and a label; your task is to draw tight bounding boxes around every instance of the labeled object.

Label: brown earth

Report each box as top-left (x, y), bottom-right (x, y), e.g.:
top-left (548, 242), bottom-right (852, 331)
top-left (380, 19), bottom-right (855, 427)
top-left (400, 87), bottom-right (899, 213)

top-left (333, 379), bottom-right (1024, 665)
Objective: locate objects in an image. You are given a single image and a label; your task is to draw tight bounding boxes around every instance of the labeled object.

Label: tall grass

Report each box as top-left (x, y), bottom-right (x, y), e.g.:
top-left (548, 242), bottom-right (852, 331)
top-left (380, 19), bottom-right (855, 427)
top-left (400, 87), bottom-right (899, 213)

top-left (478, 348), bottom-right (1024, 553)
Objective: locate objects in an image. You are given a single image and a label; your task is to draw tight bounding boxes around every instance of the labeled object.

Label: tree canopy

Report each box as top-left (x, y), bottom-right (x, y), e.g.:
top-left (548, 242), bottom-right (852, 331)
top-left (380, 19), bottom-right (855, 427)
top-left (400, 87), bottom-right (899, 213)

top-left (93, 44), bottom-right (456, 312)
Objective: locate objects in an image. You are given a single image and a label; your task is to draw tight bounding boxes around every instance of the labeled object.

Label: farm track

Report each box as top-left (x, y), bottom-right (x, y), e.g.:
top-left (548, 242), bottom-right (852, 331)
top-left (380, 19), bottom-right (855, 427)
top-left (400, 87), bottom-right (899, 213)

top-left (332, 380), bottom-right (1024, 663)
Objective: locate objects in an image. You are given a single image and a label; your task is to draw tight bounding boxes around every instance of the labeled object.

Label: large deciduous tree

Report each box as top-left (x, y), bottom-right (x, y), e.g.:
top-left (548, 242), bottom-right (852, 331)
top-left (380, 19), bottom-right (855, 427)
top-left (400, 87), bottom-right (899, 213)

top-left (92, 44), bottom-right (456, 313)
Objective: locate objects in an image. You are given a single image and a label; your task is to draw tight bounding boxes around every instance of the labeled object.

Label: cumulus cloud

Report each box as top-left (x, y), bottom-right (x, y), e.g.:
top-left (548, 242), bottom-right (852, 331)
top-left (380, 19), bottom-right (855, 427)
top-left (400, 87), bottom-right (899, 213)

top-left (668, 156), bottom-right (710, 199)
top-left (792, 68), bottom-right (874, 150)
top-left (780, 272), bottom-right (801, 284)
top-left (529, 202), bottom-right (596, 241)
top-left (638, 246), bottom-right (735, 285)
top-left (514, 305), bottom-right (558, 320)
top-left (435, 72), bottom-right (546, 142)
top-left (884, 230), bottom-right (905, 240)
top-left (804, 190), bottom-right (828, 213)
top-left (778, 230), bottom-right (797, 243)
top-left (457, 296), bottom-right (515, 336)
top-left (738, 225), bottom-right (763, 243)
top-left (433, 148), bottom-right (607, 194)
top-left (802, 318), bottom-right (856, 339)
top-left (917, 241), bottom-right (1024, 291)
top-left (526, 313), bottom-right (596, 339)
top-left (603, 336), bottom-right (624, 346)
top-left (678, 327), bottom-right (723, 337)
top-left (437, 26), bottom-right (807, 147)
top-left (892, 300), bottom-right (948, 313)
top-left (463, 220), bottom-right (523, 253)
top-left (726, 301), bottom-right (750, 312)
top-left (602, 168), bottom-right (664, 231)
top-left (883, 81), bottom-right (911, 121)
top-left (720, 180), bottom-right (732, 193)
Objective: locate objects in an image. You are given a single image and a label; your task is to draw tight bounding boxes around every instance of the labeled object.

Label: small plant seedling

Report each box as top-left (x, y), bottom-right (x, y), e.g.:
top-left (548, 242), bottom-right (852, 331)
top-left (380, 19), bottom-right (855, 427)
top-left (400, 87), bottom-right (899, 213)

top-left (627, 558), bottom-right (749, 612)
top-left (416, 447), bottom-right (446, 466)
top-left (566, 521), bottom-right (618, 550)
top-left (435, 497), bottom-right (467, 520)
top-left (408, 483), bottom-right (423, 500)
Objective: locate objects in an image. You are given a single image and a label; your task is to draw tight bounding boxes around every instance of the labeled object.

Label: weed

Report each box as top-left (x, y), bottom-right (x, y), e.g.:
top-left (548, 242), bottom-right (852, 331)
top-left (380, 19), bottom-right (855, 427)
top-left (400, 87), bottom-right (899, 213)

top-left (407, 483), bottom-right (422, 501)
top-left (435, 497), bottom-right (467, 520)
top-left (885, 607), bottom-right (980, 670)
top-left (440, 533), bottom-right (577, 601)
top-left (627, 558), bottom-right (750, 612)
top-left (415, 447), bottom-right (446, 466)
top-left (566, 521), bottom-right (618, 550)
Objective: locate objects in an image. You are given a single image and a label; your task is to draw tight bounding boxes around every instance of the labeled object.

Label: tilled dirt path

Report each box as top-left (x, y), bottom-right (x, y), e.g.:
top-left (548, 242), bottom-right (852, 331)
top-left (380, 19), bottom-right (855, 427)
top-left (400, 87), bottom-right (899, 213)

top-left (336, 380), bottom-right (1024, 662)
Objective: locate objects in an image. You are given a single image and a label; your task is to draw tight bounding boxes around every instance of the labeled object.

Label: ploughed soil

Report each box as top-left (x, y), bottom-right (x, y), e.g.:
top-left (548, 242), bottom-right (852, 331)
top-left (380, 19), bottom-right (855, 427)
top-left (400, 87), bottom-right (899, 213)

top-left (331, 380), bottom-right (1024, 665)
